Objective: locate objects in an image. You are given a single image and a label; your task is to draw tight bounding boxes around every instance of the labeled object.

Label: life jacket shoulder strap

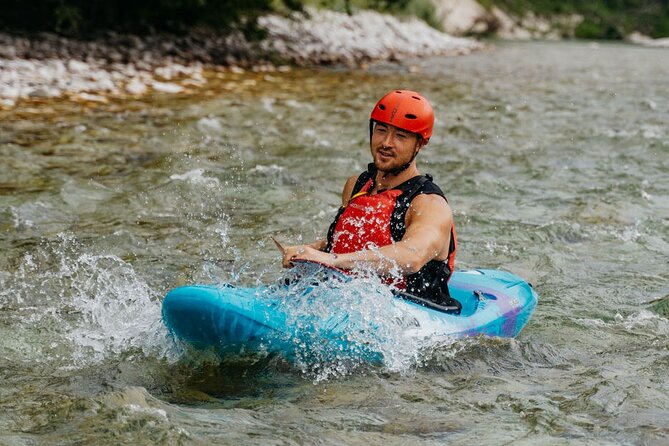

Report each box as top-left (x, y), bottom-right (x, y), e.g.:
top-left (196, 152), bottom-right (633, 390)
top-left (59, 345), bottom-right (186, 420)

top-left (349, 164), bottom-right (376, 198)
top-left (390, 174), bottom-right (446, 242)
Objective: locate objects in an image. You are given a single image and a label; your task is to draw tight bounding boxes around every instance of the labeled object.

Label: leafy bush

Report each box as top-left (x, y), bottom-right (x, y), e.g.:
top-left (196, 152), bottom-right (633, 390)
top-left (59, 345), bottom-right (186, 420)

top-left (0, 0), bottom-right (437, 37)
top-left (1, 0), bottom-right (668, 39)
top-left (0, 0), bottom-right (293, 36)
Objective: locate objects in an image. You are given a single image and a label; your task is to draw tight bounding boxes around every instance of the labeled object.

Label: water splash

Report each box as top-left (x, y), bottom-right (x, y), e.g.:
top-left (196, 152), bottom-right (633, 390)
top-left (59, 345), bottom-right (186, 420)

top-left (169, 168), bottom-right (221, 188)
top-left (270, 264), bottom-right (452, 382)
top-left (0, 234), bottom-right (178, 368)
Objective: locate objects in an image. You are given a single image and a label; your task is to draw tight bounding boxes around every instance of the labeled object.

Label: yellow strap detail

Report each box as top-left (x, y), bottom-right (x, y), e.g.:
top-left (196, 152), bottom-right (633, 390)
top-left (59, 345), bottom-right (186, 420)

top-left (350, 190), bottom-right (368, 200)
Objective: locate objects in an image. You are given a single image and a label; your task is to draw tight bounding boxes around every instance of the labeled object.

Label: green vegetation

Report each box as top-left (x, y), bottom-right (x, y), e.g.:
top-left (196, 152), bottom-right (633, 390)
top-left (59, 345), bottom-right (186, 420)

top-left (1, 0), bottom-right (667, 39)
top-left (0, 0), bottom-right (435, 37)
top-left (0, 0), bottom-right (296, 36)
top-left (479, 0), bottom-right (669, 39)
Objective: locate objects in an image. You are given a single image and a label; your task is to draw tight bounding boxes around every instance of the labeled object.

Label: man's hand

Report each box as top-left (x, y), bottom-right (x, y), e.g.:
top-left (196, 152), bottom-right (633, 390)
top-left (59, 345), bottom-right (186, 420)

top-left (282, 245), bottom-right (336, 268)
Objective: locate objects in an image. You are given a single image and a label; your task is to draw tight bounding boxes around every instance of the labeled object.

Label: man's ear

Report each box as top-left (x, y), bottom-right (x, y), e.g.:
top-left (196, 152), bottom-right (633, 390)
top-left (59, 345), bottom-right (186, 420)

top-left (416, 138), bottom-right (427, 151)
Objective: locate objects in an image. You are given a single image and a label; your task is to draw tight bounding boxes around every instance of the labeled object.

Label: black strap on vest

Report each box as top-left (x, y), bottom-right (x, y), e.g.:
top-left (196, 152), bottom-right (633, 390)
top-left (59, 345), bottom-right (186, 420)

top-left (389, 174), bottom-right (433, 242)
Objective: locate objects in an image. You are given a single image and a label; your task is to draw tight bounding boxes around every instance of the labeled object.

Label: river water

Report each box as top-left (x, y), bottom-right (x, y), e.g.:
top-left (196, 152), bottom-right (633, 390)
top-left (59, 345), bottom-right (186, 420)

top-left (1, 41), bottom-right (668, 445)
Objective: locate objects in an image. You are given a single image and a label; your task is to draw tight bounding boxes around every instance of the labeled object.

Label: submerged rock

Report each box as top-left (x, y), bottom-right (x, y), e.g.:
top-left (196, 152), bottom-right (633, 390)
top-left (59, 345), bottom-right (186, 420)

top-left (125, 78), bottom-right (148, 95)
top-left (151, 81), bottom-right (184, 94)
top-left (648, 294), bottom-right (669, 318)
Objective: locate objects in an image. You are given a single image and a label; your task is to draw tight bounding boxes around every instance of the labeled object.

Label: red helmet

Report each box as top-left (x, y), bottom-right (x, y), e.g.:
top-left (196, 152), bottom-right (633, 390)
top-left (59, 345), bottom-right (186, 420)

top-left (370, 90), bottom-right (434, 142)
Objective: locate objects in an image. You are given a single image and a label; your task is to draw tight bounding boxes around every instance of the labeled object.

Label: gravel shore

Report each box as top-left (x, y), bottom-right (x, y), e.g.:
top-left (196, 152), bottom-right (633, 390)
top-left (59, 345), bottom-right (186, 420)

top-left (0, 8), bottom-right (482, 109)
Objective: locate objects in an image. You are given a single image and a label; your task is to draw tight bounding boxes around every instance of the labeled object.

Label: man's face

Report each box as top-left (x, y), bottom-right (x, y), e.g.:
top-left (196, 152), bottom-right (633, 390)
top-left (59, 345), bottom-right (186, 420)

top-left (370, 122), bottom-right (422, 173)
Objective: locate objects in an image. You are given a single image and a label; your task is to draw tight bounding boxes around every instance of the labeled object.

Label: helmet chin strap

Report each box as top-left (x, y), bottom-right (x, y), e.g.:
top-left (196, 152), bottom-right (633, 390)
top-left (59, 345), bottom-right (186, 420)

top-left (380, 147), bottom-right (419, 178)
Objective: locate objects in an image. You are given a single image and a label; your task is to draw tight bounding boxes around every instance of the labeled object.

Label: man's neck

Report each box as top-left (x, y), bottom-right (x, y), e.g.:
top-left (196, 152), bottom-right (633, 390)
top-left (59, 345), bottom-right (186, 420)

top-left (373, 165), bottom-right (420, 192)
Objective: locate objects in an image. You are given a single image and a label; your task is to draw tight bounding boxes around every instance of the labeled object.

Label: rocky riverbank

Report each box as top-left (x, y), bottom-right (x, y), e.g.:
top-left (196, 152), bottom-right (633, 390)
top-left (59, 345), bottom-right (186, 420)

top-left (431, 0), bottom-right (669, 43)
top-left (0, 8), bottom-right (482, 109)
top-left (431, 0), bottom-right (583, 40)
top-left (626, 32), bottom-right (669, 48)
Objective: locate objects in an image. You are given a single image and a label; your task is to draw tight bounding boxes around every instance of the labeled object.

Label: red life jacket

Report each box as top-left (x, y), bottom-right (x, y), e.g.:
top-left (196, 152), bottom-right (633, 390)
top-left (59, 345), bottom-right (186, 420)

top-left (328, 180), bottom-right (402, 255)
top-left (326, 165), bottom-right (457, 303)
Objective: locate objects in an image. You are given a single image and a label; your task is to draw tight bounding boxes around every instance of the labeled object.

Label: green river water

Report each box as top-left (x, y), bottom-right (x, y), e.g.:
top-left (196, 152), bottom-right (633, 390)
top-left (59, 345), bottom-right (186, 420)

top-left (1, 41), bottom-right (668, 445)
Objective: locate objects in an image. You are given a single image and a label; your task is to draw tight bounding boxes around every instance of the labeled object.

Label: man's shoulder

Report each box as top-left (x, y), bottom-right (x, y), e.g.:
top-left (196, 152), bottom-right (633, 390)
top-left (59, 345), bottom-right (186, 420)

top-left (411, 191), bottom-right (449, 208)
top-left (342, 173), bottom-right (368, 204)
top-left (345, 174), bottom-right (361, 185)
top-left (399, 174), bottom-right (446, 200)
top-left (419, 176), bottom-right (445, 196)
top-left (343, 174), bottom-right (361, 193)
top-left (407, 193), bottom-right (453, 226)
top-left (409, 177), bottom-right (451, 213)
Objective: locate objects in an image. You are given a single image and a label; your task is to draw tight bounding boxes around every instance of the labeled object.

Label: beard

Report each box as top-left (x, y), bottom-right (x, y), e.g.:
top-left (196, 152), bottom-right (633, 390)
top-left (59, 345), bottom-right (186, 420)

top-left (372, 145), bottom-right (419, 175)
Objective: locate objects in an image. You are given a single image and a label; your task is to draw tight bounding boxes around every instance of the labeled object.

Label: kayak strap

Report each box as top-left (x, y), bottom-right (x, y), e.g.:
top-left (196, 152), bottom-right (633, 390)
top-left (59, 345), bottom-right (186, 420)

top-left (393, 290), bottom-right (462, 314)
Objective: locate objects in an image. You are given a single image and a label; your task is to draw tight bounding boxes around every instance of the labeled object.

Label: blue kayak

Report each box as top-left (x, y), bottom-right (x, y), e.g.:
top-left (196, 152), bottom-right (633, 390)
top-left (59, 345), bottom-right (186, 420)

top-left (162, 260), bottom-right (538, 363)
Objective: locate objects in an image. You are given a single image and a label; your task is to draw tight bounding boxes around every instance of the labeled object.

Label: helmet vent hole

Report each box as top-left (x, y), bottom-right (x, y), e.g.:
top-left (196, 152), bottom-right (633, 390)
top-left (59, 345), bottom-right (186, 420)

top-left (378, 104), bottom-right (386, 110)
top-left (411, 96), bottom-right (421, 100)
top-left (405, 113), bottom-right (417, 119)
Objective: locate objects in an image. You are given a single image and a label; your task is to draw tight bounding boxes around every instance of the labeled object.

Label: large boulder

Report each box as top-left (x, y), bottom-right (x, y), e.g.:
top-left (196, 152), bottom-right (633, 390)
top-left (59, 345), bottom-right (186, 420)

top-left (431, 0), bottom-right (581, 39)
top-left (431, 0), bottom-right (489, 36)
top-left (627, 31), bottom-right (669, 48)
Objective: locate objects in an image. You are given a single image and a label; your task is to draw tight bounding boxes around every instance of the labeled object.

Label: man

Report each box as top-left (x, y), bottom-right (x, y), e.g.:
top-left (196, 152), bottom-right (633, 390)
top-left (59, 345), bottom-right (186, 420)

top-left (282, 89), bottom-right (457, 306)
